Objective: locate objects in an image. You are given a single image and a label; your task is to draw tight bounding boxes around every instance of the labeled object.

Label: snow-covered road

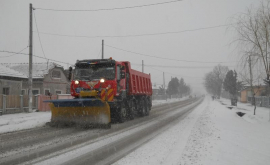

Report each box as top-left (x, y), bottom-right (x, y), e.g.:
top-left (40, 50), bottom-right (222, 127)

top-left (0, 97), bottom-right (196, 165)
top-left (1, 96), bottom-right (270, 165)
top-left (114, 97), bottom-right (270, 165)
top-left (0, 97), bottom-right (185, 134)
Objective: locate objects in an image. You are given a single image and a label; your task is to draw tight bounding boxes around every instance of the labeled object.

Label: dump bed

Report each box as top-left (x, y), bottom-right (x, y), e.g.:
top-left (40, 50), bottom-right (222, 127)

top-left (123, 62), bottom-right (152, 96)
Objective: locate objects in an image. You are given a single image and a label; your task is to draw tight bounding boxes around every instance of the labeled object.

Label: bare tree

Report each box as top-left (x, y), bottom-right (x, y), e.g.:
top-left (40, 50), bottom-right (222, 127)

top-left (233, 0), bottom-right (270, 85)
top-left (238, 63), bottom-right (264, 115)
top-left (204, 65), bottom-right (229, 98)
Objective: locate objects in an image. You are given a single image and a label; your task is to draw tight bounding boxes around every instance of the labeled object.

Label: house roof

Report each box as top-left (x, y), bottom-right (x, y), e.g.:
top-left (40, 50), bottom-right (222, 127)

top-left (0, 64), bottom-right (27, 78)
top-left (0, 62), bottom-right (63, 79)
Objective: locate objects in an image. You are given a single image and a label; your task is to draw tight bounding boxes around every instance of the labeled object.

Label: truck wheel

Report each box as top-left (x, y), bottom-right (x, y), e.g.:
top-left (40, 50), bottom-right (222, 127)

top-left (103, 123), bottom-right (111, 129)
top-left (139, 99), bottom-right (146, 117)
top-left (145, 100), bottom-right (150, 116)
top-left (128, 100), bottom-right (135, 120)
top-left (117, 103), bottom-right (127, 123)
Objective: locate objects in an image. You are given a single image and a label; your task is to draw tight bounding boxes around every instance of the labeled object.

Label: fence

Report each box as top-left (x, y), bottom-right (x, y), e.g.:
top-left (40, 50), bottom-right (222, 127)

top-left (247, 96), bottom-right (270, 107)
top-left (0, 95), bottom-right (38, 114)
top-left (0, 94), bottom-right (73, 115)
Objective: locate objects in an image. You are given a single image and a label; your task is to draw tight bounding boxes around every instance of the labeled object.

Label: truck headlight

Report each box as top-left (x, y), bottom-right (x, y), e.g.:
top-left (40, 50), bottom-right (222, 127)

top-left (75, 80), bottom-right (79, 84)
top-left (100, 78), bottom-right (105, 83)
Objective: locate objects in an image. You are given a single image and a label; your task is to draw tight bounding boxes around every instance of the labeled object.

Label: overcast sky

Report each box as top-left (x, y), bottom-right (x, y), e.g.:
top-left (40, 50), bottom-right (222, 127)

top-left (0, 0), bottom-right (260, 94)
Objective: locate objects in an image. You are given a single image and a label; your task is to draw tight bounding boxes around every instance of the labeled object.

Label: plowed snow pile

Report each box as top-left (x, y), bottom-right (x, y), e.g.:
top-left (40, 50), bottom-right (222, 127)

top-left (0, 112), bottom-right (50, 134)
top-left (114, 97), bottom-right (270, 165)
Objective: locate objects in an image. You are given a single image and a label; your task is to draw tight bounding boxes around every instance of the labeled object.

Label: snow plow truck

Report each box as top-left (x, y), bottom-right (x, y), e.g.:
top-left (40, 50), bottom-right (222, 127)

top-left (46, 58), bottom-right (152, 128)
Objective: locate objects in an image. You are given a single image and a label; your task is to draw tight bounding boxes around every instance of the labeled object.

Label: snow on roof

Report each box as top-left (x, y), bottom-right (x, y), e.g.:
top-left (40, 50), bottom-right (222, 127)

top-left (0, 64), bottom-right (27, 78)
top-left (0, 62), bottom-right (63, 78)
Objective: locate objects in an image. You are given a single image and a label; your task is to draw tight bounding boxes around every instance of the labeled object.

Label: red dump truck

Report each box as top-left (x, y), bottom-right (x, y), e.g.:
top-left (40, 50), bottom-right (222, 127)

top-left (47, 58), bottom-right (152, 127)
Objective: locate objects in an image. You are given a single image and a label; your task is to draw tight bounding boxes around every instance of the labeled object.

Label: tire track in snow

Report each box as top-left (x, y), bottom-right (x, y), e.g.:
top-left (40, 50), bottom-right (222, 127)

top-left (179, 98), bottom-right (221, 165)
top-left (113, 98), bottom-right (207, 165)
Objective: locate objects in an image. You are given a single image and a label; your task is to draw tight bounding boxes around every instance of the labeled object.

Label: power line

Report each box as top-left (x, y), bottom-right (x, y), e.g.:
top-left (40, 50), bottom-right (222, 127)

top-left (0, 47), bottom-right (28, 58)
top-left (106, 44), bottom-right (238, 64)
top-left (33, 23), bottom-right (233, 39)
top-left (33, 11), bottom-right (47, 60)
top-left (0, 50), bottom-right (73, 66)
top-left (34, 0), bottom-right (182, 12)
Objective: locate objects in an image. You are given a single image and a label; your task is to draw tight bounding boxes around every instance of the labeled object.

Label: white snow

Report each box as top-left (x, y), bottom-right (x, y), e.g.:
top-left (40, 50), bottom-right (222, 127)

top-left (2, 96), bottom-right (269, 165)
top-left (0, 98), bottom-right (183, 134)
top-left (0, 112), bottom-right (50, 134)
top-left (151, 97), bottom-right (188, 107)
top-left (114, 96), bottom-right (270, 165)
top-left (1, 62), bottom-right (63, 78)
top-left (0, 64), bottom-right (27, 78)
top-left (31, 98), bottom-right (200, 165)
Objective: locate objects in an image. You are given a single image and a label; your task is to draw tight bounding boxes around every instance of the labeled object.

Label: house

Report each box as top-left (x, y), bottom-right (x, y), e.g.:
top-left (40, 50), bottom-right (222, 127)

top-left (152, 84), bottom-right (162, 95)
top-left (0, 62), bottom-right (69, 95)
top-left (240, 86), bottom-right (267, 103)
top-left (0, 64), bottom-right (25, 95)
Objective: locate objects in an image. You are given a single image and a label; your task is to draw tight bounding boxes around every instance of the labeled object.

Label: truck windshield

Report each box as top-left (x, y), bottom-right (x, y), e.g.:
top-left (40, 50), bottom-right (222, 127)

top-left (74, 65), bottom-right (115, 80)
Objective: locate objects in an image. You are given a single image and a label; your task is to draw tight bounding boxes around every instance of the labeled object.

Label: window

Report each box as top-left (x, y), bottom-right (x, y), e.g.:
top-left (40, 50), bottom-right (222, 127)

top-left (32, 90), bottom-right (39, 95)
top-left (55, 91), bottom-right (62, 95)
top-left (117, 65), bottom-right (121, 81)
top-left (28, 89), bottom-right (39, 95)
top-left (44, 89), bottom-right (50, 95)
top-left (52, 70), bottom-right (61, 78)
top-left (21, 89), bottom-right (26, 95)
top-left (3, 87), bottom-right (10, 95)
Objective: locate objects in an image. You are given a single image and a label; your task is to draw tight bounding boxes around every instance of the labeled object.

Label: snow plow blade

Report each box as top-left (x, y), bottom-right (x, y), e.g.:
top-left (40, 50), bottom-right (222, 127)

top-left (45, 98), bottom-right (111, 128)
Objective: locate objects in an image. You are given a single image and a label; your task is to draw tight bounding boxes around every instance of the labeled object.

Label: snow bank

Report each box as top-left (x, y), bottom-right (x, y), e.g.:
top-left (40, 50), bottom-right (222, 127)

top-left (0, 112), bottom-right (50, 134)
top-left (219, 98), bottom-right (270, 123)
top-left (114, 97), bottom-right (270, 165)
top-left (152, 97), bottom-right (188, 107)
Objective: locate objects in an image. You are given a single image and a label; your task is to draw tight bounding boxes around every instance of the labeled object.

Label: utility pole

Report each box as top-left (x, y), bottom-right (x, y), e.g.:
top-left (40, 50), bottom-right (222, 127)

top-left (249, 55), bottom-right (256, 115)
top-left (28, 3), bottom-right (33, 113)
top-left (102, 40), bottom-right (104, 59)
top-left (142, 60), bottom-right (144, 73)
top-left (249, 56), bottom-right (253, 89)
top-left (163, 72), bottom-right (167, 101)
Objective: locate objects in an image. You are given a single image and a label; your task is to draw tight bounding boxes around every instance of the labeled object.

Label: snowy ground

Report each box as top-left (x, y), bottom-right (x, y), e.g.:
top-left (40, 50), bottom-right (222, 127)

top-left (114, 96), bottom-right (270, 165)
top-left (2, 96), bottom-right (270, 165)
top-left (151, 97), bottom-right (188, 107)
top-left (0, 98), bottom-right (185, 134)
top-left (0, 112), bottom-right (50, 134)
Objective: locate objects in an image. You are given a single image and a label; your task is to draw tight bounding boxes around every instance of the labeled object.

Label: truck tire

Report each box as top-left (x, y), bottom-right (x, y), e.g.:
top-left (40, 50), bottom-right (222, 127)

top-left (128, 100), bottom-right (136, 120)
top-left (139, 98), bottom-right (146, 117)
top-left (117, 102), bottom-right (127, 123)
top-left (145, 99), bottom-right (150, 116)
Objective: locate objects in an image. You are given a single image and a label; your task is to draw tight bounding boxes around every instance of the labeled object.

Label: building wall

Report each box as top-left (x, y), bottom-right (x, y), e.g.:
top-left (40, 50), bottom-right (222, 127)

top-left (21, 67), bottom-right (69, 95)
top-left (42, 67), bottom-right (68, 95)
top-left (240, 90), bottom-right (247, 103)
top-left (22, 79), bottom-right (43, 95)
top-left (0, 79), bottom-right (22, 95)
top-left (240, 87), bottom-right (265, 103)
